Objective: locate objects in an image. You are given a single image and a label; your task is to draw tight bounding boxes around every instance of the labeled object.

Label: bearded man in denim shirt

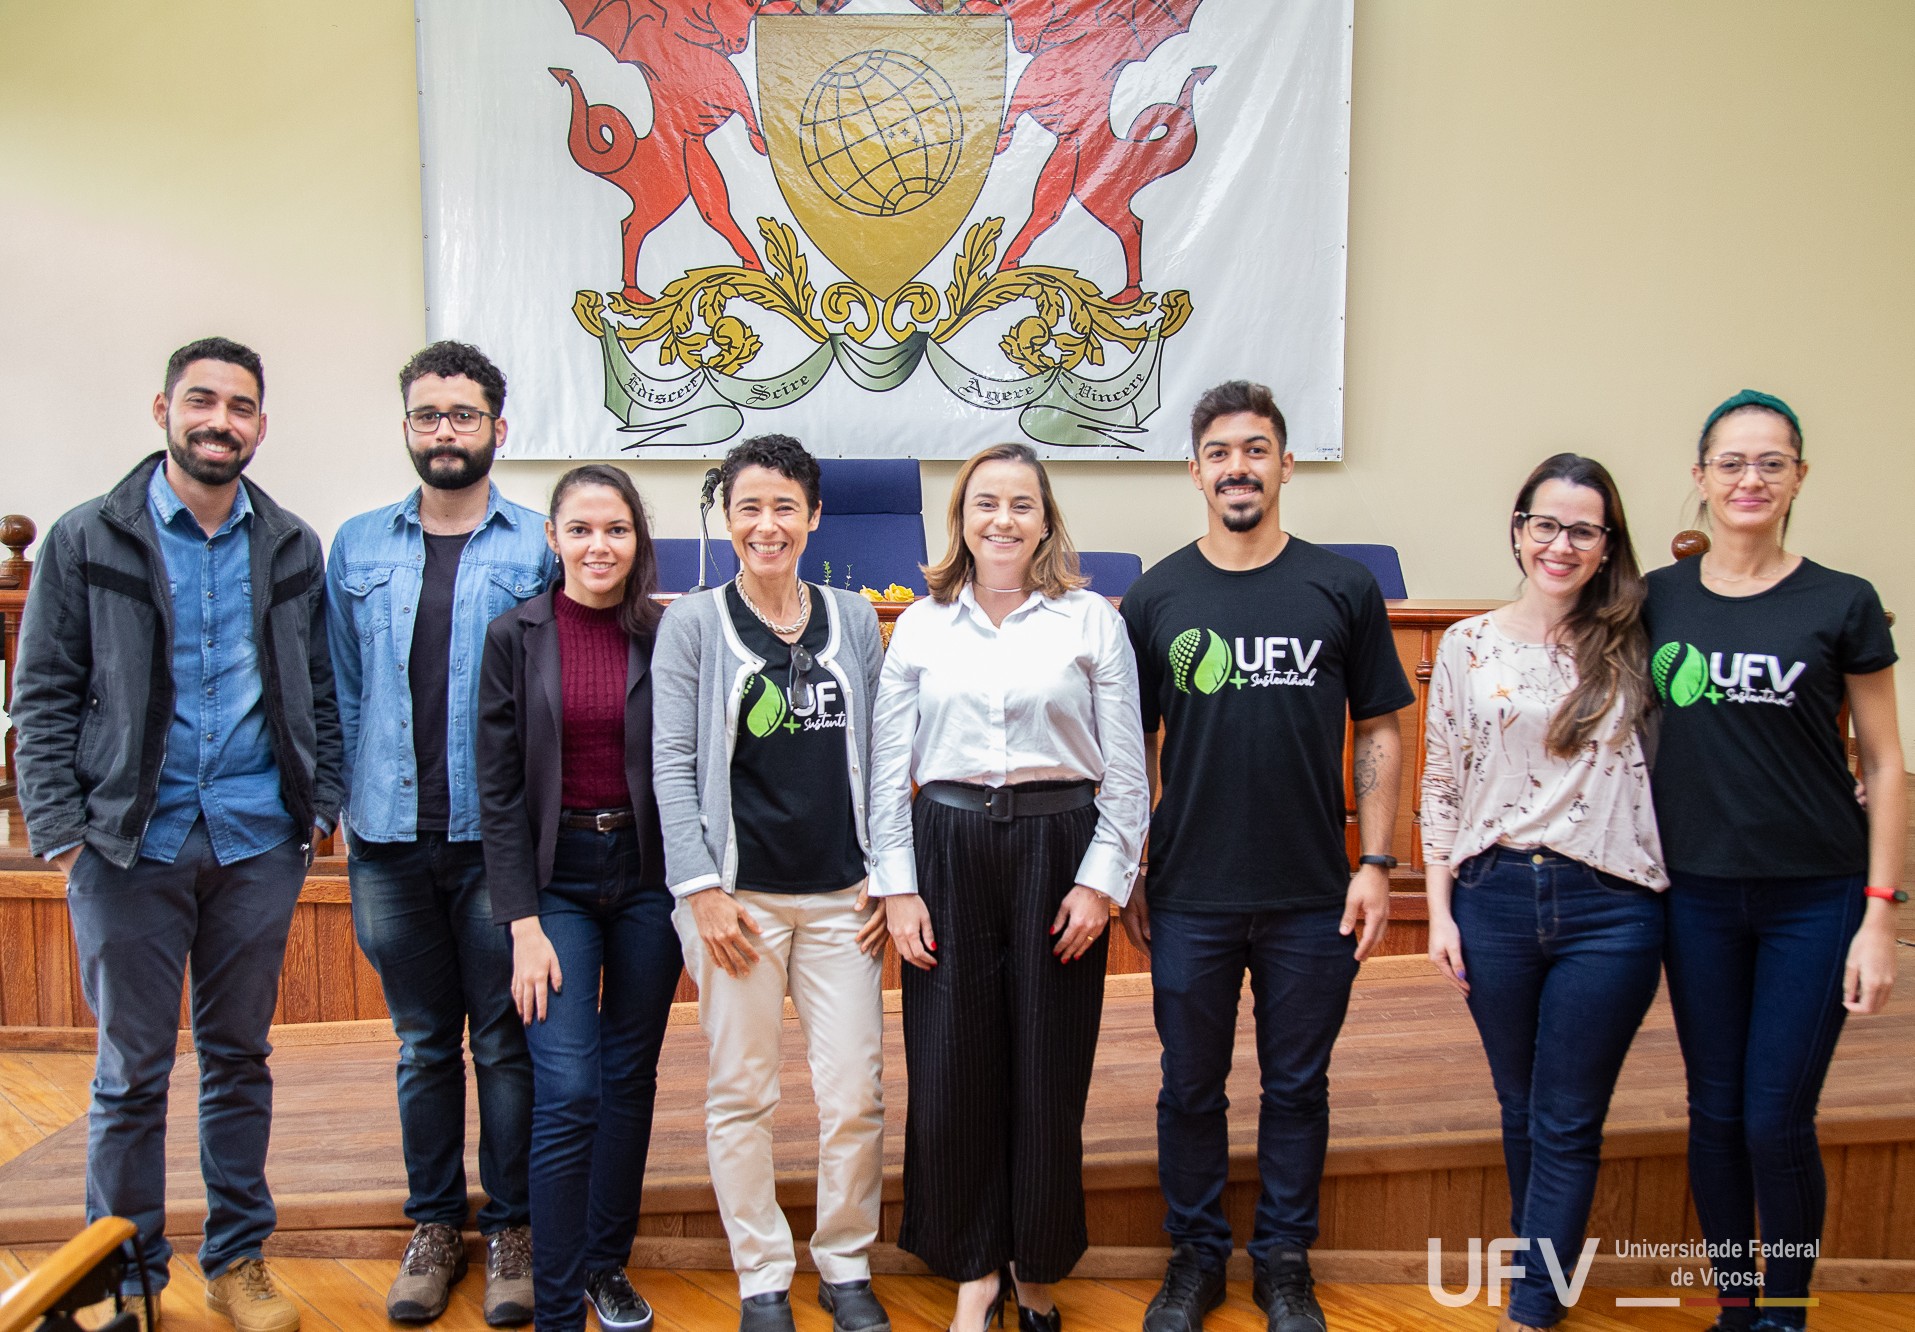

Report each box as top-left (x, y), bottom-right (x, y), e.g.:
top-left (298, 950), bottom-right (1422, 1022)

top-left (326, 342), bottom-right (554, 1326)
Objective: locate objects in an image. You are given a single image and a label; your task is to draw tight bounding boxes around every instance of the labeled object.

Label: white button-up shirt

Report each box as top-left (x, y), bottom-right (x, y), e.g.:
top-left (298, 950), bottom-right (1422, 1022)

top-left (868, 583), bottom-right (1150, 904)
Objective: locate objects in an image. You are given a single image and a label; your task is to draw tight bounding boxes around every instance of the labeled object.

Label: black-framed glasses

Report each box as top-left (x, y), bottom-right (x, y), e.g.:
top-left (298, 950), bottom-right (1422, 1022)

top-left (1703, 453), bottom-right (1800, 481)
top-left (1514, 513), bottom-right (1609, 550)
top-left (787, 644), bottom-right (818, 717)
top-left (404, 408), bottom-right (496, 434)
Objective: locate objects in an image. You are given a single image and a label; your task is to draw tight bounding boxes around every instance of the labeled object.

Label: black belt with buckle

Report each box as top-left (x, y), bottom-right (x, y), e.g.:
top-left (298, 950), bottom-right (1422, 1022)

top-left (917, 780), bottom-right (1096, 823)
top-left (559, 808), bottom-right (636, 832)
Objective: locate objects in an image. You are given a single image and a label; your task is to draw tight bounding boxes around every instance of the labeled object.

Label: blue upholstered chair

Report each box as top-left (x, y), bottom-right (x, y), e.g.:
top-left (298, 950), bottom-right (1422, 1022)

top-left (652, 537), bottom-right (738, 593)
top-left (1078, 550), bottom-right (1144, 598)
top-left (1320, 542), bottom-right (1407, 598)
top-left (800, 459), bottom-right (929, 595)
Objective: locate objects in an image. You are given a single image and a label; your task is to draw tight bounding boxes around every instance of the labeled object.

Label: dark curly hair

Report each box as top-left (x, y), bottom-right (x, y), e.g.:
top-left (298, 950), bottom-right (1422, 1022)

top-left (1189, 379), bottom-right (1287, 455)
top-left (164, 337), bottom-right (264, 401)
top-left (719, 433), bottom-right (821, 514)
top-left (399, 341), bottom-right (507, 415)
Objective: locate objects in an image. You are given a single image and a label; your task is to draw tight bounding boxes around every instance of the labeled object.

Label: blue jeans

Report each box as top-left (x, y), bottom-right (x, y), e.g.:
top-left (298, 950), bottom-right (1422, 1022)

top-left (524, 825), bottom-right (682, 1332)
top-left (1150, 904), bottom-right (1359, 1270)
top-left (348, 832), bottom-right (531, 1233)
top-left (64, 821), bottom-right (306, 1291)
top-left (1453, 848), bottom-right (1664, 1327)
top-left (1663, 871), bottom-right (1862, 1332)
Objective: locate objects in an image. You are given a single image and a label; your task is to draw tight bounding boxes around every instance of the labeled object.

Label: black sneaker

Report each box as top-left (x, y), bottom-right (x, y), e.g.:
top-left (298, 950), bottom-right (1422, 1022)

top-left (1143, 1245), bottom-right (1226, 1332)
top-left (739, 1291), bottom-right (796, 1332)
top-left (584, 1268), bottom-right (653, 1332)
top-left (816, 1279), bottom-right (891, 1332)
top-left (1253, 1249), bottom-right (1325, 1332)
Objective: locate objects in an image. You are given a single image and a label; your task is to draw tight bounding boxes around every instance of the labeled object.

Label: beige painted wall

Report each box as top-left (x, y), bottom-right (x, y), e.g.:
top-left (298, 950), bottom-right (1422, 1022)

top-left (3, 2), bottom-right (1910, 745)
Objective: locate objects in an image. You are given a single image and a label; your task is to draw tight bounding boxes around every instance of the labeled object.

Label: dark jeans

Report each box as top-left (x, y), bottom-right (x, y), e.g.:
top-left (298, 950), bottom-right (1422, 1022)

top-left (1452, 848), bottom-right (1664, 1327)
top-left (1150, 903), bottom-right (1359, 1270)
top-left (348, 831), bottom-right (531, 1233)
top-left (524, 825), bottom-right (682, 1332)
top-left (1663, 870), bottom-right (1863, 1332)
top-left (65, 821), bottom-right (306, 1291)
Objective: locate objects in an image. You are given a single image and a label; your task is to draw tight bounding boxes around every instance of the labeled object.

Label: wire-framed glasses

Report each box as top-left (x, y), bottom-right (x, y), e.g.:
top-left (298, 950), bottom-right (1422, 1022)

top-left (404, 408), bottom-right (496, 434)
top-left (1702, 453), bottom-right (1800, 481)
top-left (1514, 513), bottom-right (1609, 550)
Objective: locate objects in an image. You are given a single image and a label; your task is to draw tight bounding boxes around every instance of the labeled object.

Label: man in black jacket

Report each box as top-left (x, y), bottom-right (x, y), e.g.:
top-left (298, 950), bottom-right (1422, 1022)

top-left (12, 337), bottom-right (342, 1332)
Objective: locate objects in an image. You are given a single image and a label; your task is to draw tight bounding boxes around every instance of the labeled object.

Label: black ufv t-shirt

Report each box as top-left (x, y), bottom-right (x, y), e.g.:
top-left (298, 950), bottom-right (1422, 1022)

top-left (1645, 557), bottom-right (1896, 879)
top-left (409, 531), bottom-right (469, 834)
top-left (726, 585), bottom-right (866, 894)
top-left (1122, 539), bottom-right (1415, 913)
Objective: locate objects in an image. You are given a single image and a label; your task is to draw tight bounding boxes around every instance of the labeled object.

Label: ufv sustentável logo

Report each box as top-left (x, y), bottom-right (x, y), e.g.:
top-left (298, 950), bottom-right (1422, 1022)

top-left (742, 672), bottom-right (844, 737)
top-left (1653, 642), bottom-right (1804, 708)
top-left (1169, 627), bottom-right (1322, 694)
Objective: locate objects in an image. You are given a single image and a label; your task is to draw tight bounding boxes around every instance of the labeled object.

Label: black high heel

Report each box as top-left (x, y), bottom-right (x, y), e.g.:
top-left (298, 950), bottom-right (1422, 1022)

top-left (948, 1269), bottom-right (1013, 1332)
top-left (1009, 1267), bottom-right (1060, 1332)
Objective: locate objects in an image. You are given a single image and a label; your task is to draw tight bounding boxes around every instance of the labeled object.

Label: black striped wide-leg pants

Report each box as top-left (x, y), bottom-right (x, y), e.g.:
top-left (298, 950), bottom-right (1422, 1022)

top-left (896, 789), bottom-right (1109, 1283)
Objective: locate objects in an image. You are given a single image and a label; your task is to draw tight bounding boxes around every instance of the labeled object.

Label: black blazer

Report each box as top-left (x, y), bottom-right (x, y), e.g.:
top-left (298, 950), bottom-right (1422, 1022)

top-left (477, 589), bottom-right (666, 925)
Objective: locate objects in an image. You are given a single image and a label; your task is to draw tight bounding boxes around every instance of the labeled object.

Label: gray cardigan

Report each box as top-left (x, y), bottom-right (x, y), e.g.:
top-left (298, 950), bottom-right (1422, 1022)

top-left (651, 583), bottom-right (884, 897)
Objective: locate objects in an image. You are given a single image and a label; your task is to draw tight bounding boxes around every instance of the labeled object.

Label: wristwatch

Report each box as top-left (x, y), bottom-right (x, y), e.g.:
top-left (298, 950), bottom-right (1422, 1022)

top-left (1358, 854), bottom-right (1398, 871)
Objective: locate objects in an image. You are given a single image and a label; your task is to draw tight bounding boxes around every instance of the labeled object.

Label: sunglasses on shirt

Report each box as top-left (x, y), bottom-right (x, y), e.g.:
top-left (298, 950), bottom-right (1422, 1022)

top-left (787, 644), bottom-right (818, 718)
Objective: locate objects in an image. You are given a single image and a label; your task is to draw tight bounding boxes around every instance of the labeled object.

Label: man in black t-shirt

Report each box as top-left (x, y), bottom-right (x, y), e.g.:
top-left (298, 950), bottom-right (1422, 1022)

top-left (1120, 382), bottom-right (1413, 1332)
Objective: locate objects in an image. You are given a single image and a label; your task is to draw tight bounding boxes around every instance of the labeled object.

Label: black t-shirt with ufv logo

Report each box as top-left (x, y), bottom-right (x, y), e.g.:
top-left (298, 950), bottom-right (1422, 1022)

top-left (1122, 538), bottom-right (1414, 913)
top-left (726, 584), bottom-right (866, 895)
top-left (1645, 557), bottom-right (1896, 879)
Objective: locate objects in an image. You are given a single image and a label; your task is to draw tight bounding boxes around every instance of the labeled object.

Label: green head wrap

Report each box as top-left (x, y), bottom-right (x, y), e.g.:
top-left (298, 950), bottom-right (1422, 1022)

top-left (1699, 389), bottom-right (1802, 459)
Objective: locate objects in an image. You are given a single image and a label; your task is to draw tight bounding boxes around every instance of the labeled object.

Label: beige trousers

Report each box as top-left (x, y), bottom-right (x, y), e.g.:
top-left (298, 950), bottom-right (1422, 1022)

top-left (673, 885), bottom-right (886, 1297)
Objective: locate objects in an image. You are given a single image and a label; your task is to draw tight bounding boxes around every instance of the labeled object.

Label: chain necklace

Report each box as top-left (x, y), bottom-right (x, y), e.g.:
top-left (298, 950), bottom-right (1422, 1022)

top-left (733, 572), bottom-right (810, 637)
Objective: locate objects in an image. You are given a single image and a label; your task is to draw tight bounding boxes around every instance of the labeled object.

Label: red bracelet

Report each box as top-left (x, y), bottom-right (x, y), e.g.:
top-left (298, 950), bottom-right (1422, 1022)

top-left (1864, 885), bottom-right (1908, 903)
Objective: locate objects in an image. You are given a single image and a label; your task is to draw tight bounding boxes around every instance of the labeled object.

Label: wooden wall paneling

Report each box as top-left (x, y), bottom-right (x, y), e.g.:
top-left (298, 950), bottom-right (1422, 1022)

top-left (1428, 1167), bottom-right (1489, 1248)
top-left (277, 903), bottom-right (322, 1025)
top-left (32, 901), bottom-right (78, 1028)
top-left (1324, 1173), bottom-right (1388, 1251)
top-left (1890, 1143), bottom-right (1915, 1260)
top-left (1583, 1157), bottom-right (1637, 1251)
top-left (313, 903), bottom-right (367, 1024)
top-left (1628, 1155), bottom-right (1694, 1243)
top-left (1830, 1144), bottom-right (1895, 1260)
top-left (0, 901), bottom-right (36, 1025)
top-left (1378, 1171), bottom-right (1435, 1251)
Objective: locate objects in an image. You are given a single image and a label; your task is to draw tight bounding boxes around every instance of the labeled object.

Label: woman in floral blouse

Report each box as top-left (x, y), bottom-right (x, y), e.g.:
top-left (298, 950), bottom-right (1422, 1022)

top-left (1421, 453), bottom-right (1666, 1332)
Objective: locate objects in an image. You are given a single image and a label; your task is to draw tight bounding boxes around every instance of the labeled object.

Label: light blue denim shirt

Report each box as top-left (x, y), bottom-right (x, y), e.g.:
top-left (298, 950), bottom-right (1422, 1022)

top-left (326, 484), bottom-right (554, 842)
top-left (144, 466), bottom-right (294, 865)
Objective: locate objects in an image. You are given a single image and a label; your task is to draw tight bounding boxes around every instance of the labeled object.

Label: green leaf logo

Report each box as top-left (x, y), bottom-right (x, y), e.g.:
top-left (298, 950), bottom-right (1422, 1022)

top-left (1169, 627), bottom-right (1230, 695)
top-left (744, 674), bottom-right (787, 738)
top-left (1652, 641), bottom-right (1708, 707)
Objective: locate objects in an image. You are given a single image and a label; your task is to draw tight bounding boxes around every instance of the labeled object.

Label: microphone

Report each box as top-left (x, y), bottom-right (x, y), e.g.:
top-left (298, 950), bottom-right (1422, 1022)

top-left (693, 468), bottom-right (722, 592)
top-left (699, 467), bottom-right (721, 508)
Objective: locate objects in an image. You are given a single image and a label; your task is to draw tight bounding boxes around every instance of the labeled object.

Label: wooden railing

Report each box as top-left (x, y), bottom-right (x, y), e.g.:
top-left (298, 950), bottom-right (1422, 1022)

top-left (0, 515), bottom-right (36, 798)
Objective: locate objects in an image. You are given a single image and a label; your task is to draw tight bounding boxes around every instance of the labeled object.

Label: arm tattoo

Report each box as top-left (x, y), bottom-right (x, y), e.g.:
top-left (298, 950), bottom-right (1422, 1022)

top-left (1353, 737), bottom-right (1382, 799)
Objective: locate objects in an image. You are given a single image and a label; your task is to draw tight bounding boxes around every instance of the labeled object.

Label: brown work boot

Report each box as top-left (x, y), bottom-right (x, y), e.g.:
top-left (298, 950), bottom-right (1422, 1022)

top-left (205, 1258), bottom-right (300, 1332)
top-left (86, 1293), bottom-right (160, 1330)
top-left (387, 1223), bottom-right (468, 1322)
top-left (482, 1226), bottom-right (533, 1327)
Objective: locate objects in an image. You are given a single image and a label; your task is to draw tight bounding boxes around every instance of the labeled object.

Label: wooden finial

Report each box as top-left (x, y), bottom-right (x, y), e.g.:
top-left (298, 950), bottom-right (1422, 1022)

top-left (0, 514), bottom-right (35, 590)
top-left (1671, 529), bottom-right (1710, 561)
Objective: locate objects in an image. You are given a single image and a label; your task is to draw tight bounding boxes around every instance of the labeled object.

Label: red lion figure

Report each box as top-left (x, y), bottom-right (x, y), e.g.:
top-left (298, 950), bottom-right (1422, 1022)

top-left (552, 0), bottom-right (768, 304)
top-left (997, 0), bottom-right (1212, 304)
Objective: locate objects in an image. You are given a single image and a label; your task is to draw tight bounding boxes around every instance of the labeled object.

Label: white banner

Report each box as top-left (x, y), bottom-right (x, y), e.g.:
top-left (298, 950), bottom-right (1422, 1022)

top-left (417, 0), bottom-right (1352, 461)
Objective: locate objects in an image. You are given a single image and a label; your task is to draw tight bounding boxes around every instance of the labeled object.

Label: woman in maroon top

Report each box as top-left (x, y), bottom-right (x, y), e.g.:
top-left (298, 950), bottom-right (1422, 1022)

top-left (478, 465), bottom-right (678, 1332)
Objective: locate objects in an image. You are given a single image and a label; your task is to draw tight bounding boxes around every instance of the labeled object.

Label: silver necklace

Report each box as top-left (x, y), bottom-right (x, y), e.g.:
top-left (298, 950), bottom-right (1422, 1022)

top-left (734, 573), bottom-right (810, 637)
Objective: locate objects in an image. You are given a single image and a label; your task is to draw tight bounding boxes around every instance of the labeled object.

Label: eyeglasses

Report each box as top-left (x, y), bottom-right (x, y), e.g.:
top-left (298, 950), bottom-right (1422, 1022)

top-left (1702, 453), bottom-right (1800, 481)
top-left (404, 408), bottom-right (496, 434)
top-left (787, 644), bottom-right (818, 717)
top-left (1513, 513), bottom-right (1609, 551)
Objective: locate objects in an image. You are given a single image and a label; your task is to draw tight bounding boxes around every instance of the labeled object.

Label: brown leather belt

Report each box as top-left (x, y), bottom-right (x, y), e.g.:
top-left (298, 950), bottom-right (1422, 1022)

top-left (917, 781), bottom-right (1095, 823)
top-left (559, 808), bottom-right (635, 832)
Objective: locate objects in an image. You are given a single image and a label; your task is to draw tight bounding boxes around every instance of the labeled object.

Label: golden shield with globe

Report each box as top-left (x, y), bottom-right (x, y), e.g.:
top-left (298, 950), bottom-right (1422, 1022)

top-left (758, 15), bottom-right (1005, 300)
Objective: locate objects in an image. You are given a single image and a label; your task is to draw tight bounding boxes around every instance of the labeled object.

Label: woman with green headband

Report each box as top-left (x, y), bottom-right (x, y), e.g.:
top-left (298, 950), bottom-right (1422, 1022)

top-left (1644, 390), bottom-right (1904, 1331)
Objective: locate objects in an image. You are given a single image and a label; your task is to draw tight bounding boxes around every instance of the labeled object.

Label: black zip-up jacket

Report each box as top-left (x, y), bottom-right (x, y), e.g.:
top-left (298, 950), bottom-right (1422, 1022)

top-left (13, 453), bottom-right (344, 868)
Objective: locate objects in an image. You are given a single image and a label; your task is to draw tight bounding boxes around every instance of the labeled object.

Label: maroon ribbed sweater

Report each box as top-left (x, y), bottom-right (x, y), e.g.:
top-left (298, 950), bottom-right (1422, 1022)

top-left (554, 589), bottom-right (629, 810)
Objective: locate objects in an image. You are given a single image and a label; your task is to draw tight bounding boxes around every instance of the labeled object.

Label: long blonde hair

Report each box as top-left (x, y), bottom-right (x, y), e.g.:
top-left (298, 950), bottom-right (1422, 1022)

top-left (923, 443), bottom-right (1088, 604)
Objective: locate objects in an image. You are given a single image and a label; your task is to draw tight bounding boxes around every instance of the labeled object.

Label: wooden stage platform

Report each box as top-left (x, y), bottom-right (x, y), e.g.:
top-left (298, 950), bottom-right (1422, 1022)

top-left (3, 959), bottom-right (1912, 1290)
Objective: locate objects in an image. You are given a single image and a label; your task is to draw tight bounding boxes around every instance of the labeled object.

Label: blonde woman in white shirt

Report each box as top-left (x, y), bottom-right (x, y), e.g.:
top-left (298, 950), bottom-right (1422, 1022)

top-left (869, 443), bottom-right (1148, 1332)
top-left (1422, 453), bottom-right (1666, 1332)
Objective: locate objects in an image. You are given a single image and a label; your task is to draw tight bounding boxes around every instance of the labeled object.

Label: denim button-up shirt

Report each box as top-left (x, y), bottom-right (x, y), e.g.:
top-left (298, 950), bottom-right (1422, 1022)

top-left (326, 485), bottom-right (554, 842)
top-left (143, 467), bottom-right (294, 865)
